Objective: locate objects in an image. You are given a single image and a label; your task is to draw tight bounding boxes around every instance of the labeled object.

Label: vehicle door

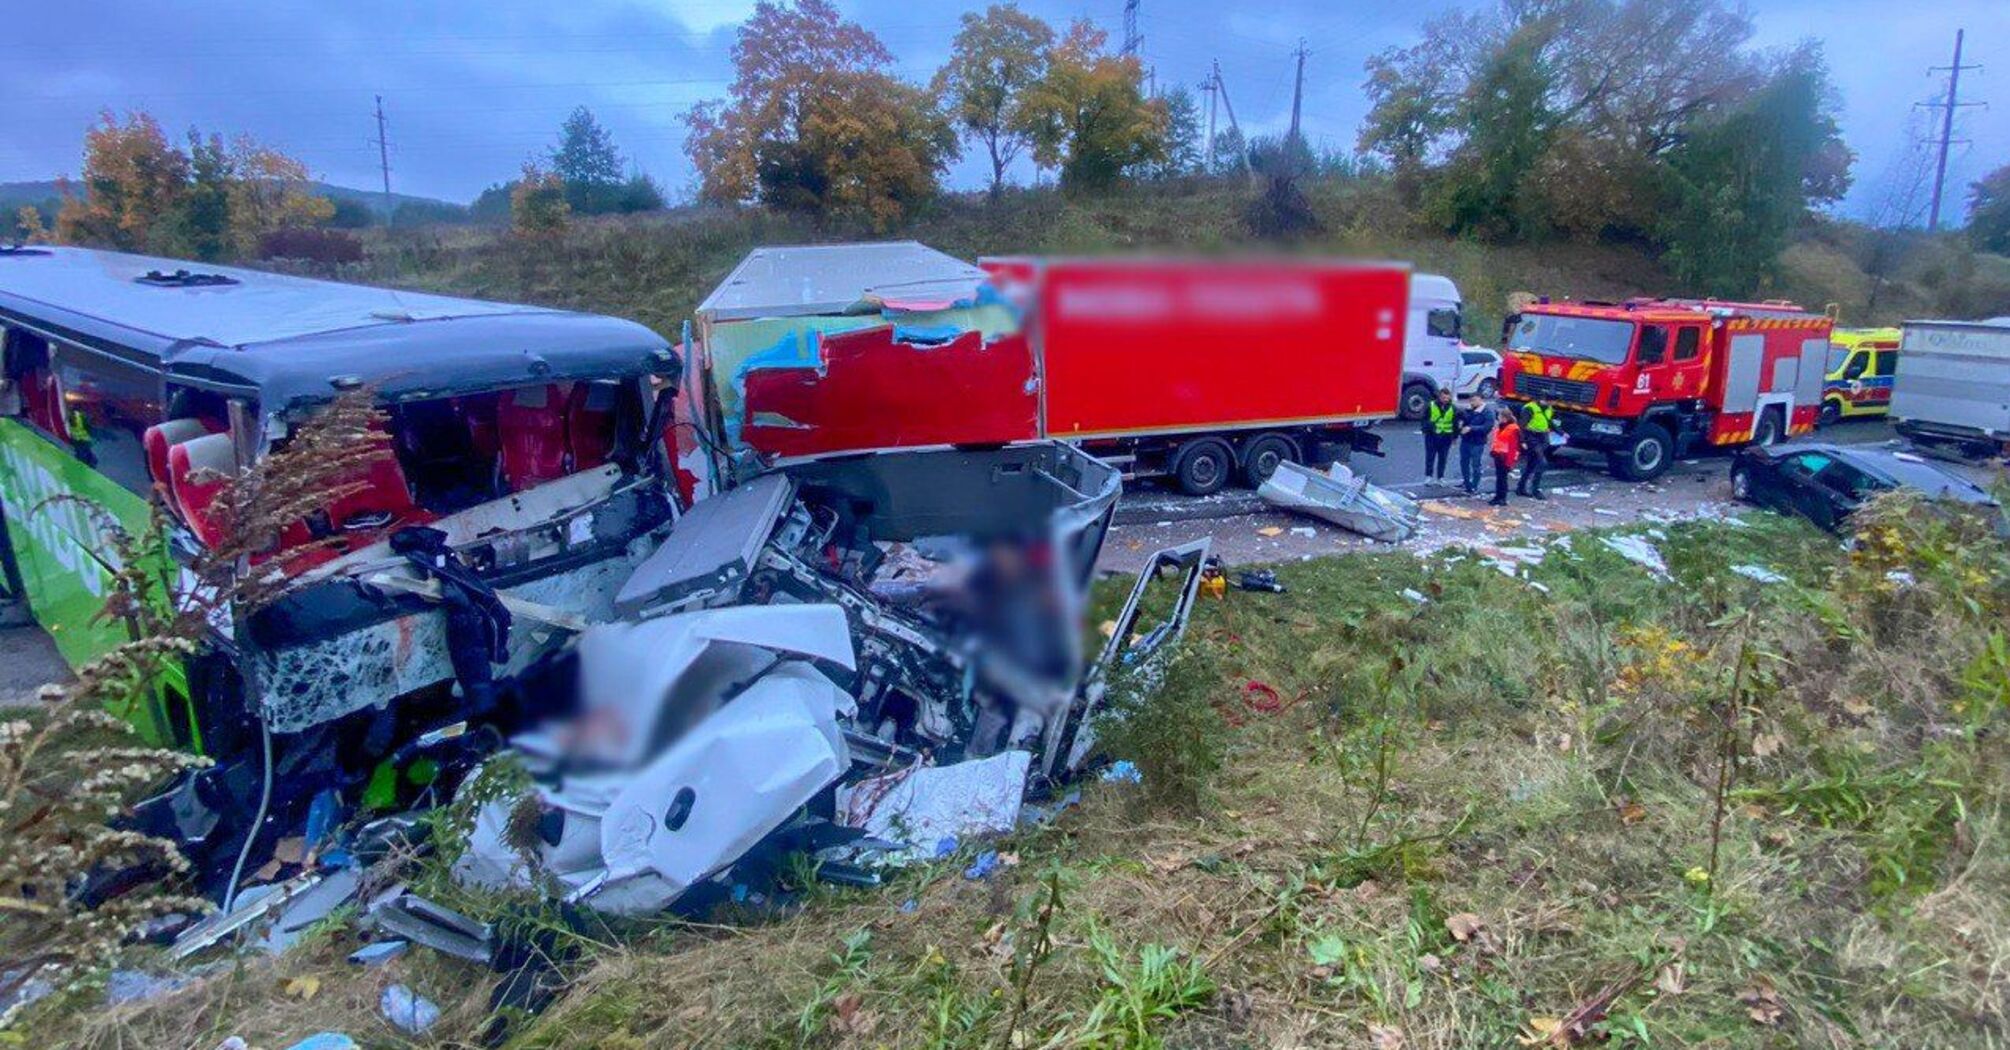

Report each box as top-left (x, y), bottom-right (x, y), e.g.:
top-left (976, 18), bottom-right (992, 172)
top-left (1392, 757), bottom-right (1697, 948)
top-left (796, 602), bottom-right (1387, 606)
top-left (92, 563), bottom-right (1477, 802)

top-left (1769, 450), bottom-right (1833, 518)
top-left (1837, 350), bottom-right (1870, 410)
top-left (1631, 322), bottom-right (1706, 406)
top-left (1868, 348), bottom-right (1897, 409)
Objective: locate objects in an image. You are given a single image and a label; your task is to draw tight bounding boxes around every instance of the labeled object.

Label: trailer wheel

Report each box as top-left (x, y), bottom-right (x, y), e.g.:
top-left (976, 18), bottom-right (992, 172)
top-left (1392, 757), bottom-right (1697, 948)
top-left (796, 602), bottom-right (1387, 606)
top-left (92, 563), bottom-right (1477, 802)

top-left (1172, 438), bottom-right (1233, 496)
top-left (1399, 382), bottom-right (1433, 421)
top-left (1612, 424), bottom-right (1673, 481)
top-left (1238, 434), bottom-right (1296, 487)
top-left (1752, 406), bottom-right (1784, 447)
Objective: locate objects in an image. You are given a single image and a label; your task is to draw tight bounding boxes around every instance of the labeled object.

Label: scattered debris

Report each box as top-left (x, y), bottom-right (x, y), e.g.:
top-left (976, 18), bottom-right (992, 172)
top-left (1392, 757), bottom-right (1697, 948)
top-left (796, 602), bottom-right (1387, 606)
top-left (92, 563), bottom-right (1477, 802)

top-left (1732, 564), bottom-right (1786, 584)
top-left (364, 890), bottom-right (491, 963)
top-left (963, 851), bottom-right (1002, 880)
top-left (348, 941), bottom-right (409, 967)
top-left (1260, 462), bottom-right (1420, 541)
top-left (837, 751), bottom-right (1031, 864)
top-left (1600, 535), bottom-right (1669, 578)
top-left (282, 1035), bottom-right (357, 1050)
top-left (105, 969), bottom-right (194, 1007)
top-left (1101, 760), bottom-right (1143, 784)
top-left (380, 984), bottom-right (441, 1035)
top-left (1401, 588), bottom-right (1430, 604)
top-left (1234, 569), bottom-right (1286, 593)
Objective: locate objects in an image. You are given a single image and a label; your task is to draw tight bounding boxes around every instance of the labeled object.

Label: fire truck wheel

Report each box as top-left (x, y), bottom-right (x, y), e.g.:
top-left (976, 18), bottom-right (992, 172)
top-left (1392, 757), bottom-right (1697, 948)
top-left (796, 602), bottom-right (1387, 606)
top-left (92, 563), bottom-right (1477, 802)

top-left (1172, 438), bottom-right (1234, 496)
top-left (1752, 407), bottom-right (1784, 447)
top-left (1612, 424), bottom-right (1673, 481)
top-left (1238, 434), bottom-right (1297, 486)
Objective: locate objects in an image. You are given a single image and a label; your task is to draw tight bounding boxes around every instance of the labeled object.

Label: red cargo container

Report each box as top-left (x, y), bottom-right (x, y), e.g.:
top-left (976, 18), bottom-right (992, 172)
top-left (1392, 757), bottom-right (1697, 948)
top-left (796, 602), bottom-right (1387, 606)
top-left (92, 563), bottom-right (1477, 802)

top-left (986, 256), bottom-right (1407, 494)
top-left (698, 246), bottom-right (1410, 495)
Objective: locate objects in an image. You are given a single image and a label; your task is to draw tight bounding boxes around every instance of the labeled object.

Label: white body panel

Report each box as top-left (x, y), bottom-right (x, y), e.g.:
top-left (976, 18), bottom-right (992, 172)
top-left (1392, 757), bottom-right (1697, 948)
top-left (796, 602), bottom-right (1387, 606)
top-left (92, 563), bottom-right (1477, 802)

top-left (1893, 319), bottom-right (2010, 440)
top-left (1404, 273), bottom-right (1464, 392)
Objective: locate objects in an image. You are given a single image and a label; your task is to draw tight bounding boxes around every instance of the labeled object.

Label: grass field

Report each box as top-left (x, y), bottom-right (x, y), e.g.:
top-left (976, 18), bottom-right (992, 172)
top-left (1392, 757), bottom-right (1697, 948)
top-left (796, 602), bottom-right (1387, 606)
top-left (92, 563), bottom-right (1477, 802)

top-left (37, 495), bottom-right (2008, 1049)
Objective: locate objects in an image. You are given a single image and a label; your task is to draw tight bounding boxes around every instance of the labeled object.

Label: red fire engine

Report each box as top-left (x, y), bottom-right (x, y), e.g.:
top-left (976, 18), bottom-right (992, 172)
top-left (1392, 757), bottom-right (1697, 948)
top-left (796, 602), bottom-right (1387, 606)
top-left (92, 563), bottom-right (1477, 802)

top-left (1498, 297), bottom-right (1834, 480)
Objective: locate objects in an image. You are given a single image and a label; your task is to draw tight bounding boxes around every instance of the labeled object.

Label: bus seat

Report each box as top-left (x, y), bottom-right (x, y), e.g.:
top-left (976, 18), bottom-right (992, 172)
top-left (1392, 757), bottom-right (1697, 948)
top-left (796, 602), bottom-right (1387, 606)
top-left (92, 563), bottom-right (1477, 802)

top-left (457, 393), bottom-right (501, 459)
top-left (24, 372), bottom-right (62, 436)
top-left (323, 441), bottom-right (418, 532)
top-left (144, 419), bottom-right (215, 495)
top-left (497, 384), bottom-right (568, 488)
top-left (566, 381), bottom-right (619, 471)
top-left (169, 433), bottom-right (235, 548)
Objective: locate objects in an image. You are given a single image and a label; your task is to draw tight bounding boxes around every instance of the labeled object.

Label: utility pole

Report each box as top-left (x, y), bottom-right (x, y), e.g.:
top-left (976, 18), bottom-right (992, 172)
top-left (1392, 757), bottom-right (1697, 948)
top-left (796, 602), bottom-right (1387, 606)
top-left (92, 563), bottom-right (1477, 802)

top-left (1121, 0), bottom-right (1141, 57)
top-left (372, 95), bottom-right (394, 227)
top-left (1920, 29), bottom-right (1981, 232)
top-left (1288, 38), bottom-right (1308, 147)
top-left (1203, 68), bottom-right (1218, 173)
top-left (1213, 60), bottom-right (1250, 173)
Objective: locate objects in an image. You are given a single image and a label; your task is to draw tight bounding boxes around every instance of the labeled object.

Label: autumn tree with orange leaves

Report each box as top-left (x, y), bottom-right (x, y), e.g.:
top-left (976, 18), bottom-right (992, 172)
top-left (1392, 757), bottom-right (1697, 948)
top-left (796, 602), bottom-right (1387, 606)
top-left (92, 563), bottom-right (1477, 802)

top-left (684, 0), bottom-right (955, 228)
top-left (54, 110), bottom-right (333, 260)
top-left (1014, 21), bottom-right (1167, 192)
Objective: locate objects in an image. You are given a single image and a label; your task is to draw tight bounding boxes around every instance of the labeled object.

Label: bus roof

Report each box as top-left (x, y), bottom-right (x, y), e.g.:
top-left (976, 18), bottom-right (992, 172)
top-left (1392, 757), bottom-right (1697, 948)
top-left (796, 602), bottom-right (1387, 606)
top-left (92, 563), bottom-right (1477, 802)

top-left (0, 246), bottom-right (672, 411)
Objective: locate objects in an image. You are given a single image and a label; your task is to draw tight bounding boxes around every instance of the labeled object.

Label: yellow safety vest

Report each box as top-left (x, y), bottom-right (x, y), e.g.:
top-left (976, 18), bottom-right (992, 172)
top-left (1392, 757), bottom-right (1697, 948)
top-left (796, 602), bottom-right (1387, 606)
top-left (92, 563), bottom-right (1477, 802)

top-left (1524, 402), bottom-right (1555, 433)
top-left (1428, 401), bottom-right (1457, 435)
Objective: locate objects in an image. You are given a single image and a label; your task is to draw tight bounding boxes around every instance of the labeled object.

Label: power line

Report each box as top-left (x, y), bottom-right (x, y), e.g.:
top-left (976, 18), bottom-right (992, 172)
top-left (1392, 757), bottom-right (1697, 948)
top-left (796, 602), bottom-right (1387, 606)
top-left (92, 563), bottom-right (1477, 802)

top-left (1918, 28), bottom-right (1983, 232)
top-left (1122, 0), bottom-right (1142, 57)
top-left (1288, 38), bottom-right (1308, 147)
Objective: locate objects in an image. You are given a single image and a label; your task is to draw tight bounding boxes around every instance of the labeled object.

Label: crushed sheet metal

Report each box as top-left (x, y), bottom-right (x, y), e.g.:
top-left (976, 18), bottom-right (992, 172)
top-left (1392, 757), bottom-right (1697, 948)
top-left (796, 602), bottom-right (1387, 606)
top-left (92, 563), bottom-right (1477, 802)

top-left (836, 750), bottom-right (1031, 862)
top-left (1733, 564), bottom-right (1786, 584)
top-left (1259, 462), bottom-right (1419, 542)
top-left (363, 889), bottom-right (491, 963)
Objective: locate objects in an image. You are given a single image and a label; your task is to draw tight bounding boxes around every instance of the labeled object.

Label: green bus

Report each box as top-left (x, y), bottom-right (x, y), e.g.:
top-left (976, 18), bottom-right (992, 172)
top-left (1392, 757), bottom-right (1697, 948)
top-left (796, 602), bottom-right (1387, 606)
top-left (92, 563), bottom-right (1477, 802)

top-left (0, 244), bottom-right (681, 892)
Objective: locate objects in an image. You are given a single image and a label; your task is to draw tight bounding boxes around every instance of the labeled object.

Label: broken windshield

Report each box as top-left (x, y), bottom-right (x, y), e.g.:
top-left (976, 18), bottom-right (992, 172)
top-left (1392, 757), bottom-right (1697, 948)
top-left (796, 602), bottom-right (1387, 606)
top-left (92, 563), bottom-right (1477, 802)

top-left (1508, 314), bottom-right (1636, 365)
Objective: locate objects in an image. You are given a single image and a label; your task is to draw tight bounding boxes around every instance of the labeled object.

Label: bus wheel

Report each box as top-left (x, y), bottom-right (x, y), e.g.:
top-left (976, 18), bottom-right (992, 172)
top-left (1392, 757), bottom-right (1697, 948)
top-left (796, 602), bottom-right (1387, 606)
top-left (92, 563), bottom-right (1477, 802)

top-left (1238, 434), bottom-right (1296, 487)
top-left (1753, 406), bottom-right (1784, 446)
top-left (1613, 424), bottom-right (1673, 481)
top-left (1818, 400), bottom-right (1843, 427)
top-left (1172, 438), bottom-right (1234, 497)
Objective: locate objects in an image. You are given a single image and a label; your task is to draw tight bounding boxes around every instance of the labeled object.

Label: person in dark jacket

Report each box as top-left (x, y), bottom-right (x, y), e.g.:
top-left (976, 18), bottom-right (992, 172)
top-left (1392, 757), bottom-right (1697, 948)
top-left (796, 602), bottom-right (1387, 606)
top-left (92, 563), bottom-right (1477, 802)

top-left (1421, 386), bottom-right (1457, 484)
top-left (1456, 392), bottom-right (1492, 495)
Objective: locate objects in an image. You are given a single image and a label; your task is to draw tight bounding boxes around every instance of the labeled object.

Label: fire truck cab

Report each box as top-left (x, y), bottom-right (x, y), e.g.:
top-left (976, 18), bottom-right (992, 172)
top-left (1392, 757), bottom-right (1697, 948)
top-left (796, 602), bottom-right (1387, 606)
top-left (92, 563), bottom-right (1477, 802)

top-left (1500, 297), bottom-right (1832, 481)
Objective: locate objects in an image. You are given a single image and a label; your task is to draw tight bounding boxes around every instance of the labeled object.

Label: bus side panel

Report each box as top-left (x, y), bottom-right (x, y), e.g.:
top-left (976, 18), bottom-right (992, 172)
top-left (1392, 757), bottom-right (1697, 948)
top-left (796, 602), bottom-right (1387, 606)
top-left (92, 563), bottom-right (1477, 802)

top-left (0, 417), bottom-right (177, 743)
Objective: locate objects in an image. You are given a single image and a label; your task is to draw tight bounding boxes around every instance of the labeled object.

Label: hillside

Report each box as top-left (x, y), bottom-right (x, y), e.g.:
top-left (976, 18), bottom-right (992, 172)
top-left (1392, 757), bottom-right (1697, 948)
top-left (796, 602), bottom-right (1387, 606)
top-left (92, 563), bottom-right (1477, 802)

top-left (0, 179), bottom-right (463, 223)
top-left (338, 180), bottom-right (2010, 344)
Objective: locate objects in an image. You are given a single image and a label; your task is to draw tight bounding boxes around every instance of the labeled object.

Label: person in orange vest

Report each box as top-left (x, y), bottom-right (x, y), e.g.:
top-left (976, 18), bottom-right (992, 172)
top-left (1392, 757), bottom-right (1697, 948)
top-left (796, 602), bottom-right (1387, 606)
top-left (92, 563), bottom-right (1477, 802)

top-left (1488, 406), bottom-right (1521, 507)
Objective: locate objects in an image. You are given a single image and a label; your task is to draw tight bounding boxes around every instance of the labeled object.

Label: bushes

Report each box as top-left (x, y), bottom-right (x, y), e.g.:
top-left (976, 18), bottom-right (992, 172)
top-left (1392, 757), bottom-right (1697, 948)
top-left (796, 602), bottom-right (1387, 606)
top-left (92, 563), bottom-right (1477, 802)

top-left (256, 225), bottom-right (363, 263)
top-left (1096, 645), bottom-right (1227, 812)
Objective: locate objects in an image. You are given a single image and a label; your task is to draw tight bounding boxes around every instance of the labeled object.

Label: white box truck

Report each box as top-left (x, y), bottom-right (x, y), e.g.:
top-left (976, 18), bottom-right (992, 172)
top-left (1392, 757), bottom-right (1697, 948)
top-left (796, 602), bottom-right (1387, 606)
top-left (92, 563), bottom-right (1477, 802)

top-left (1398, 273), bottom-right (1464, 419)
top-left (1891, 317), bottom-right (2010, 457)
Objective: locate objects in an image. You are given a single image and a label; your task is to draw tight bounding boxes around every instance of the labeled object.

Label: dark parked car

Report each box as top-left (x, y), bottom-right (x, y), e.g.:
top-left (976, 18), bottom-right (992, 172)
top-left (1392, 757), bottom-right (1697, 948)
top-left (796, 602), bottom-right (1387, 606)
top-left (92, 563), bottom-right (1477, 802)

top-left (1730, 443), bottom-right (1998, 531)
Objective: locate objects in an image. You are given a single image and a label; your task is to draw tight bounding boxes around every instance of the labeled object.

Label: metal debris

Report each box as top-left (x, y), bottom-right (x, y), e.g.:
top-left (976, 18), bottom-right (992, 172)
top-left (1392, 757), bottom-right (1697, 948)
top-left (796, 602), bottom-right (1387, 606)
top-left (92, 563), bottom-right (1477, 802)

top-left (1259, 462), bottom-right (1420, 541)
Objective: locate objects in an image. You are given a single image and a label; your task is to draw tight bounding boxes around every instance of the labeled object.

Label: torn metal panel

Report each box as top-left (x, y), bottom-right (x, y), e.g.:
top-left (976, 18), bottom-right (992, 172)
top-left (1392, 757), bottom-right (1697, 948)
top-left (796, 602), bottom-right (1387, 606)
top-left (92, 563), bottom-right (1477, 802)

top-left (1061, 539), bottom-right (1210, 774)
top-left (740, 326), bottom-right (1038, 457)
top-left (1258, 462), bottom-right (1420, 542)
top-left (363, 890), bottom-right (491, 963)
top-left (612, 473), bottom-right (795, 619)
top-left (456, 658), bottom-right (855, 916)
top-left (836, 750), bottom-right (1030, 862)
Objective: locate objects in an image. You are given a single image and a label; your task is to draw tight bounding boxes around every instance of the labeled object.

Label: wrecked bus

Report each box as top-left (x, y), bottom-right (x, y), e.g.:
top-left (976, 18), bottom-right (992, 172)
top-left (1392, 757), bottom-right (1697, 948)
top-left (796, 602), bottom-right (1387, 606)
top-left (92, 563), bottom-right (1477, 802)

top-left (688, 243), bottom-right (1410, 497)
top-left (0, 245), bottom-right (681, 886)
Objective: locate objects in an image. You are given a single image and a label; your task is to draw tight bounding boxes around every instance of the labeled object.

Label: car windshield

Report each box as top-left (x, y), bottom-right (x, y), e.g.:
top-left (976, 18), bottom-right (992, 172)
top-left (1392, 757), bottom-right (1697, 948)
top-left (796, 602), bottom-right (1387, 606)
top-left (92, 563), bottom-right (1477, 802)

top-left (1507, 314), bottom-right (1635, 365)
top-left (1827, 346), bottom-right (1851, 373)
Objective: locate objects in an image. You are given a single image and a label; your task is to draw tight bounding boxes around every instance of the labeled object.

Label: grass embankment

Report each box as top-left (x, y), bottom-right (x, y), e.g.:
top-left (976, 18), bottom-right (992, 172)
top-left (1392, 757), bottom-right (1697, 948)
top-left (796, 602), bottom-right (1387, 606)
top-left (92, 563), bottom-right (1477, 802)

top-left (48, 500), bottom-right (2009, 1048)
top-left (331, 181), bottom-right (2010, 347)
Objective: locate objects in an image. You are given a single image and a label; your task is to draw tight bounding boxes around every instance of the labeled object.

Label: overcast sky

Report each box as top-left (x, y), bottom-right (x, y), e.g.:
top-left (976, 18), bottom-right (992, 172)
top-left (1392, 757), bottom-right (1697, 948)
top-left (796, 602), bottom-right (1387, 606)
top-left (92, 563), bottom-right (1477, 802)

top-left (4, 1), bottom-right (2003, 224)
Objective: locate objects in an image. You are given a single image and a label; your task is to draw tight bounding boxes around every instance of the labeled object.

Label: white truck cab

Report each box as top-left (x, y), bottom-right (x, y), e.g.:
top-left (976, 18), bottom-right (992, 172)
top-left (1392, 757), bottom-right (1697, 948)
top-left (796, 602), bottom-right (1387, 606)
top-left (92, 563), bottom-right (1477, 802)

top-left (1401, 273), bottom-right (1464, 419)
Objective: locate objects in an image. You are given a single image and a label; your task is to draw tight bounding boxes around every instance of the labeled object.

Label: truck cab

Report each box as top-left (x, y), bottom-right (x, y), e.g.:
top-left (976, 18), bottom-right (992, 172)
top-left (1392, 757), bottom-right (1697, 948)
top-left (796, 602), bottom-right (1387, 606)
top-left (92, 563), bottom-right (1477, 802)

top-left (1821, 327), bottom-right (1900, 424)
top-left (1501, 297), bottom-right (1831, 480)
top-left (1400, 273), bottom-right (1464, 419)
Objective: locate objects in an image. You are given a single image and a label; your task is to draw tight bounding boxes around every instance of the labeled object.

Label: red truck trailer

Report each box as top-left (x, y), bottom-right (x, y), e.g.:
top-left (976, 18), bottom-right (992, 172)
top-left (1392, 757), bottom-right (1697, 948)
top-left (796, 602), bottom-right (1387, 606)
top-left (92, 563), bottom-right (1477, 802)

top-left (1499, 296), bottom-right (1834, 481)
top-left (692, 244), bottom-right (1409, 496)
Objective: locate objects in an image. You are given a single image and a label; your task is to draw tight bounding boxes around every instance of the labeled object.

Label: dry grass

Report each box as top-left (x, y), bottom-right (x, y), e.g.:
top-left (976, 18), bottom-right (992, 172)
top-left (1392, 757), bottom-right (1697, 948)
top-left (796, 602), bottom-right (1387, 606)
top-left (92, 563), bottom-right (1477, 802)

top-left (22, 501), bottom-right (2007, 1049)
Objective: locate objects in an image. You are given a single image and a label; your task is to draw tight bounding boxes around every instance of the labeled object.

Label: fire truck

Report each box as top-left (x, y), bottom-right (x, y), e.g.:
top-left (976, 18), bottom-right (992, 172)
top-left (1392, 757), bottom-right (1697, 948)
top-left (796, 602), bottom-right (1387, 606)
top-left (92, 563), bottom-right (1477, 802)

top-left (1498, 297), bottom-right (1834, 481)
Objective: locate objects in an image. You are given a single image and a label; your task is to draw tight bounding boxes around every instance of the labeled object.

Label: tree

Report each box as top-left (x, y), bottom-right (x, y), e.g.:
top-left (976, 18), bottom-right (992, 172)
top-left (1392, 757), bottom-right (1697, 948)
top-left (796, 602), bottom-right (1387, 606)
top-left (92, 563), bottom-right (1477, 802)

top-left (12, 205), bottom-right (51, 244)
top-left (1969, 164), bottom-right (2010, 255)
top-left (1208, 125), bottom-right (1245, 174)
top-left (56, 111), bottom-right (190, 251)
top-left (551, 107), bottom-right (627, 214)
top-left (1661, 44), bottom-right (1853, 295)
top-left (1245, 134), bottom-right (1320, 237)
top-left (223, 137), bottom-right (335, 257)
top-left (1013, 20), bottom-right (1167, 192)
top-left (1425, 19), bottom-right (1560, 241)
top-left (933, 4), bottom-right (1054, 198)
top-left (510, 161), bottom-right (571, 237)
top-left (174, 132), bottom-right (234, 261)
top-left (1144, 86), bottom-right (1203, 180)
top-left (684, 0), bottom-right (954, 226)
